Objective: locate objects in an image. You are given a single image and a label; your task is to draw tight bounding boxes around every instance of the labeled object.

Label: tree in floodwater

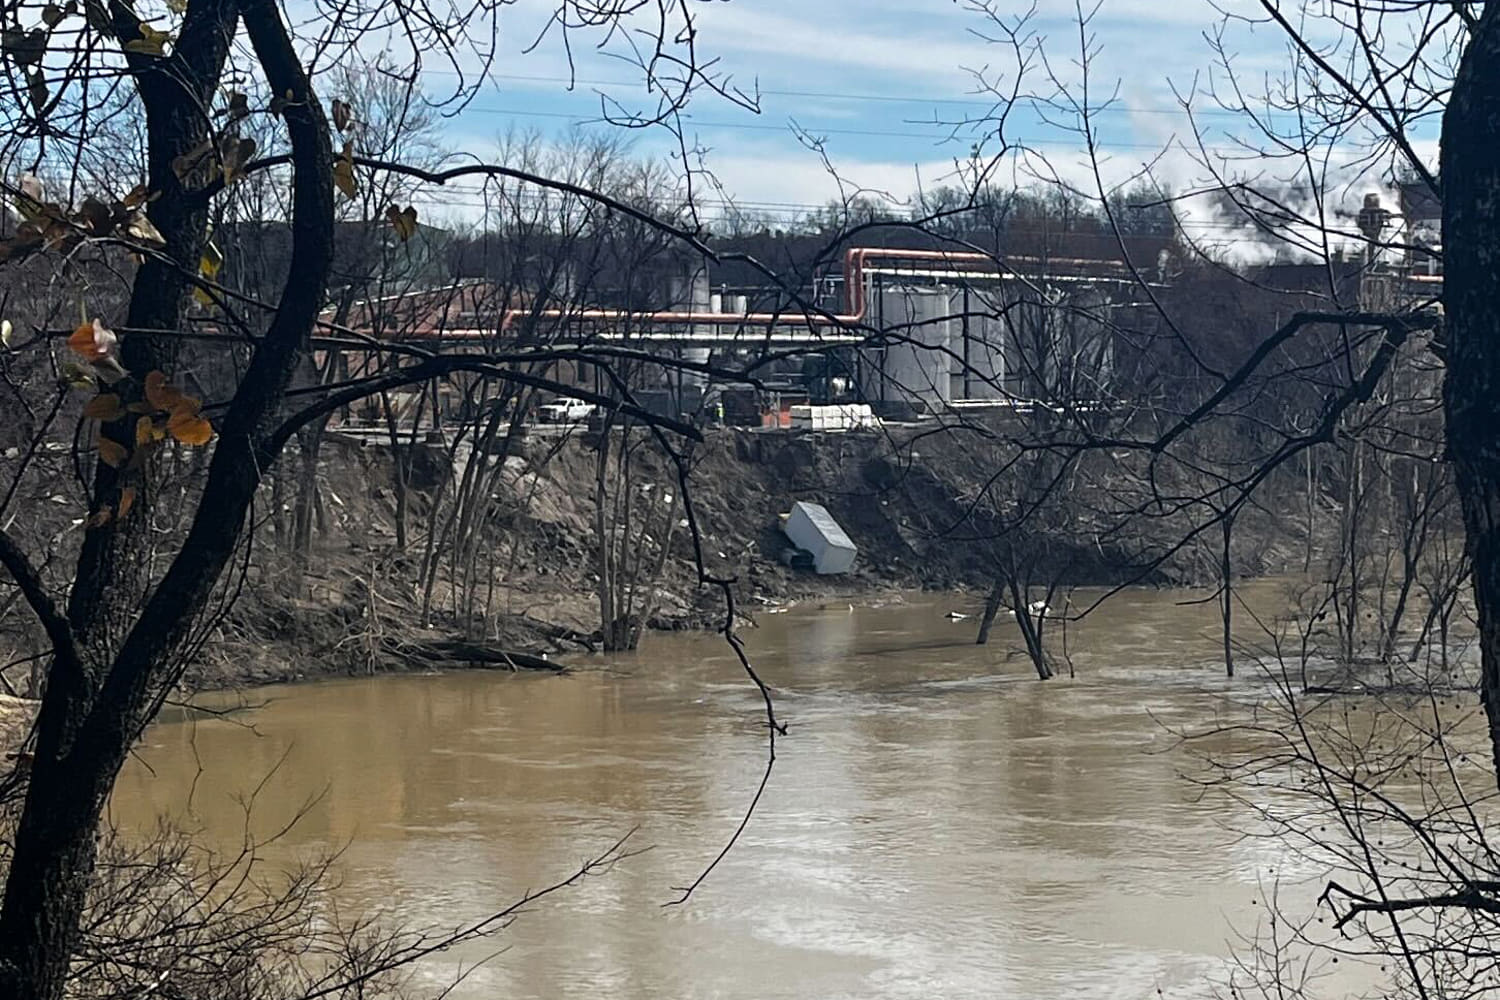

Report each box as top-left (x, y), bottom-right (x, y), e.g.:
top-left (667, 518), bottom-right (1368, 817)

top-left (966, 275), bottom-right (1126, 680)
top-left (950, 1), bottom-right (1500, 995)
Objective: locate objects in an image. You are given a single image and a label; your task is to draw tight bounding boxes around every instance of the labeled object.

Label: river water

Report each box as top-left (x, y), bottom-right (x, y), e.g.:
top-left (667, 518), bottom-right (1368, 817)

top-left (113, 584), bottom-right (1365, 999)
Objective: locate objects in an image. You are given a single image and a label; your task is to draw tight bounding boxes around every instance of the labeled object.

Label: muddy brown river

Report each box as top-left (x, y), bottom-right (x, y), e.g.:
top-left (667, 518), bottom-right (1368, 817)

top-left (113, 584), bottom-right (1374, 998)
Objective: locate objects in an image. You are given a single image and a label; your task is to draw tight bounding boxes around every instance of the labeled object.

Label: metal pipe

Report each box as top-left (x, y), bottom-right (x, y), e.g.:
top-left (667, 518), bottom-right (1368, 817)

top-left (411, 248), bottom-right (1133, 339)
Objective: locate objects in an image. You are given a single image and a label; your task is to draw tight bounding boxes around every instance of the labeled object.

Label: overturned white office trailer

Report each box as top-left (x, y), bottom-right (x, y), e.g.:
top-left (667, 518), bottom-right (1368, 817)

top-left (782, 501), bottom-right (858, 575)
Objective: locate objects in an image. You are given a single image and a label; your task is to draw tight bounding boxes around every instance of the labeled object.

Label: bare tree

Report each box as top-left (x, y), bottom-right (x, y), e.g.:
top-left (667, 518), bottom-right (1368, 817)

top-left (944, 1), bottom-right (1500, 995)
top-left (0, 2), bottom-right (783, 996)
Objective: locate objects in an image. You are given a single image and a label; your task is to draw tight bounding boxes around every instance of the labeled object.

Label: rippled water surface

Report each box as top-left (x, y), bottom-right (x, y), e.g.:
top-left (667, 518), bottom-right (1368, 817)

top-left (114, 583), bottom-right (1368, 998)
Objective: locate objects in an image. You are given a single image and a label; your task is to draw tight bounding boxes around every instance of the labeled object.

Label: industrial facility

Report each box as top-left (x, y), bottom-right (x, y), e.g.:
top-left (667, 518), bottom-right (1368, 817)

top-left (321, 239), bottom-right (1151, 430)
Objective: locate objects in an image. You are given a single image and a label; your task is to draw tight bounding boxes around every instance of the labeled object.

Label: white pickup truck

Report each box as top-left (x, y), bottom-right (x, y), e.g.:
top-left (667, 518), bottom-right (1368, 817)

top-left (537, 397), bottom-right (597, 423)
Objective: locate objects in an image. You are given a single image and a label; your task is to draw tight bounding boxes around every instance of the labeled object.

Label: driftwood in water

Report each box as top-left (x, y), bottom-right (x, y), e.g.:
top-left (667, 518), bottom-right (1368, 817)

top-left (395, 638), bottom-right (568, 673)
top-left (518, 616), bottom-right (600, 652)
top-left (1303, 682), bottom-right (1473, 697)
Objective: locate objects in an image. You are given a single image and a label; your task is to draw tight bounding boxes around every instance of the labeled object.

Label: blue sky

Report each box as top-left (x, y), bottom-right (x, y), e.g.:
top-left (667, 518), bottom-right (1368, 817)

top-left (421, 0), bottom-right (1439, 234)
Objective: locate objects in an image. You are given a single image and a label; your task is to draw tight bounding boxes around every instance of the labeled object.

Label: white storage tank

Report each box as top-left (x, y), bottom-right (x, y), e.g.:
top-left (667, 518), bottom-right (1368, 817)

top-left (783, 501), bottom-right (857, 574)
top-left (875, 286), bottom-right (952, 412)
top-left (681, 347), bottom-right (710, 389)
top-left (952, 286), bottom-right (1006, 400)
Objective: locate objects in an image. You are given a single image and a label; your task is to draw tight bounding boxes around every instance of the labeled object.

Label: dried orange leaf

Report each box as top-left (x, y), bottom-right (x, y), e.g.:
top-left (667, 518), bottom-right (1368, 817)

top-left (85, 506), bottom-right (112, 528)
top-left (122, 183), bottom-right (152, 209)
top-left (135, 415), bottom-right (157, 446)
top-left (82, 393), bottom-right (122, 420)
top-left (96, 435), bottom-right (127, 467)
top-left (117, 486), bottom-right (136, 519)
top-left (68, 322), bottom-right (95, 356)
top-left (167, 411), bottom-right (212, 446)
top-left (143, 370), bottom-right (183, 411)
top-left (386, 204), bottom-right (417, 241)
top-left (68, 319), bottom-right (114, 360)
top-left (170, 394), bottom-right (202, 417)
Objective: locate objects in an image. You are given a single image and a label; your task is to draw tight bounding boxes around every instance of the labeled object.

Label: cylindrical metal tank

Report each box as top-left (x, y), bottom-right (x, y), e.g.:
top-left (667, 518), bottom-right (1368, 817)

top-left (682, 346), bottom-right (710, 389)
top-left (668, 259), bottom-right (712, 339)
top-left (871, 286), bottom-right (952, 412)
top-left (952, 286), bottom-right (1006, 400)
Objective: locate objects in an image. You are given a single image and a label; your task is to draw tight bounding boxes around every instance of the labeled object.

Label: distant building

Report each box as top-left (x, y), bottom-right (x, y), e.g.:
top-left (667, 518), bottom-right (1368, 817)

top-left (1398, 180), bottom-right (1442, 276)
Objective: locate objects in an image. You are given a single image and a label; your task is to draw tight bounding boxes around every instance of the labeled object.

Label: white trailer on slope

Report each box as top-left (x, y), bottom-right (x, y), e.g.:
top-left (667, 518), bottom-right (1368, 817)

top-left (782, 501), bottom-right (858, 575)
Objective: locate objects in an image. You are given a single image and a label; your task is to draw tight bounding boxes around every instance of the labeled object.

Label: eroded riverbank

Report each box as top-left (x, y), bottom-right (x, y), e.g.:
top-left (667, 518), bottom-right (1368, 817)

top-left (180, 425), bottom-right (1318, 690)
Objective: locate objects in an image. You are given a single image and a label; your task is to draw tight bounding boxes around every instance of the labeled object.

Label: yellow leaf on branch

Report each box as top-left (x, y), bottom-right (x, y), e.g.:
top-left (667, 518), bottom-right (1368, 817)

top-left (134, 415), bottom-right (165, 447)
top-left (333, 156), bottom-right (358, 199)
top-left (194, 239), bottom-right (224, 306)
top-left (122, 23), bottom-right (171, 57)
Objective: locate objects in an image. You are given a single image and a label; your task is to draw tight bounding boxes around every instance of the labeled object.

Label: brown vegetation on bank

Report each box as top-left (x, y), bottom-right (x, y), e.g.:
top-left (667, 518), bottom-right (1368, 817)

top-left (160, 419), bottom-right (1312, 688)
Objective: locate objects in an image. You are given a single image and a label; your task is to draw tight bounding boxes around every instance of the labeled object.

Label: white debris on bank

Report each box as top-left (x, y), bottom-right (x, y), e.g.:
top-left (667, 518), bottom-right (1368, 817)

top-left (781, 500), bottom-right (858, 575)
top-left (788, 404), bottom-right (878, 432)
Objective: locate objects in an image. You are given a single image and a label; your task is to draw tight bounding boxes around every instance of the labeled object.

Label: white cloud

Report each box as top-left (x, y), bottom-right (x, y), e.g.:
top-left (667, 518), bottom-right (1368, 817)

top-left (692, 3), bottom-right (988, 92)
top-left (695, 143), bottom-right (964, 213)
top-left (399, 0), bottom-right (1438, 264)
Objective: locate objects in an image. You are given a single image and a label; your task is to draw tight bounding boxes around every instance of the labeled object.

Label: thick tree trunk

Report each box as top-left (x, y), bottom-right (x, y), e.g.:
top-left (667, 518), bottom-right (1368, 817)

top-left (0, 8), bottom-right (240, 997)
top-left (1442, 7), bottom-right (1500, 786)
top-left (66, 2), bottom-right (238, 663)
top-left (0, 3), bottom-right (336, 995)
top-left (1008, 579), bottom-right (1053, 680)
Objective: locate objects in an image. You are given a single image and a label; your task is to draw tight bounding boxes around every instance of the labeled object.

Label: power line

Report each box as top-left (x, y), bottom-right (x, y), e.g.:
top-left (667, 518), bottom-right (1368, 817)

top-left (425, 69), bottom-right (1312, 121)
top-left (453, 103), bottom-right (1251, 150)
